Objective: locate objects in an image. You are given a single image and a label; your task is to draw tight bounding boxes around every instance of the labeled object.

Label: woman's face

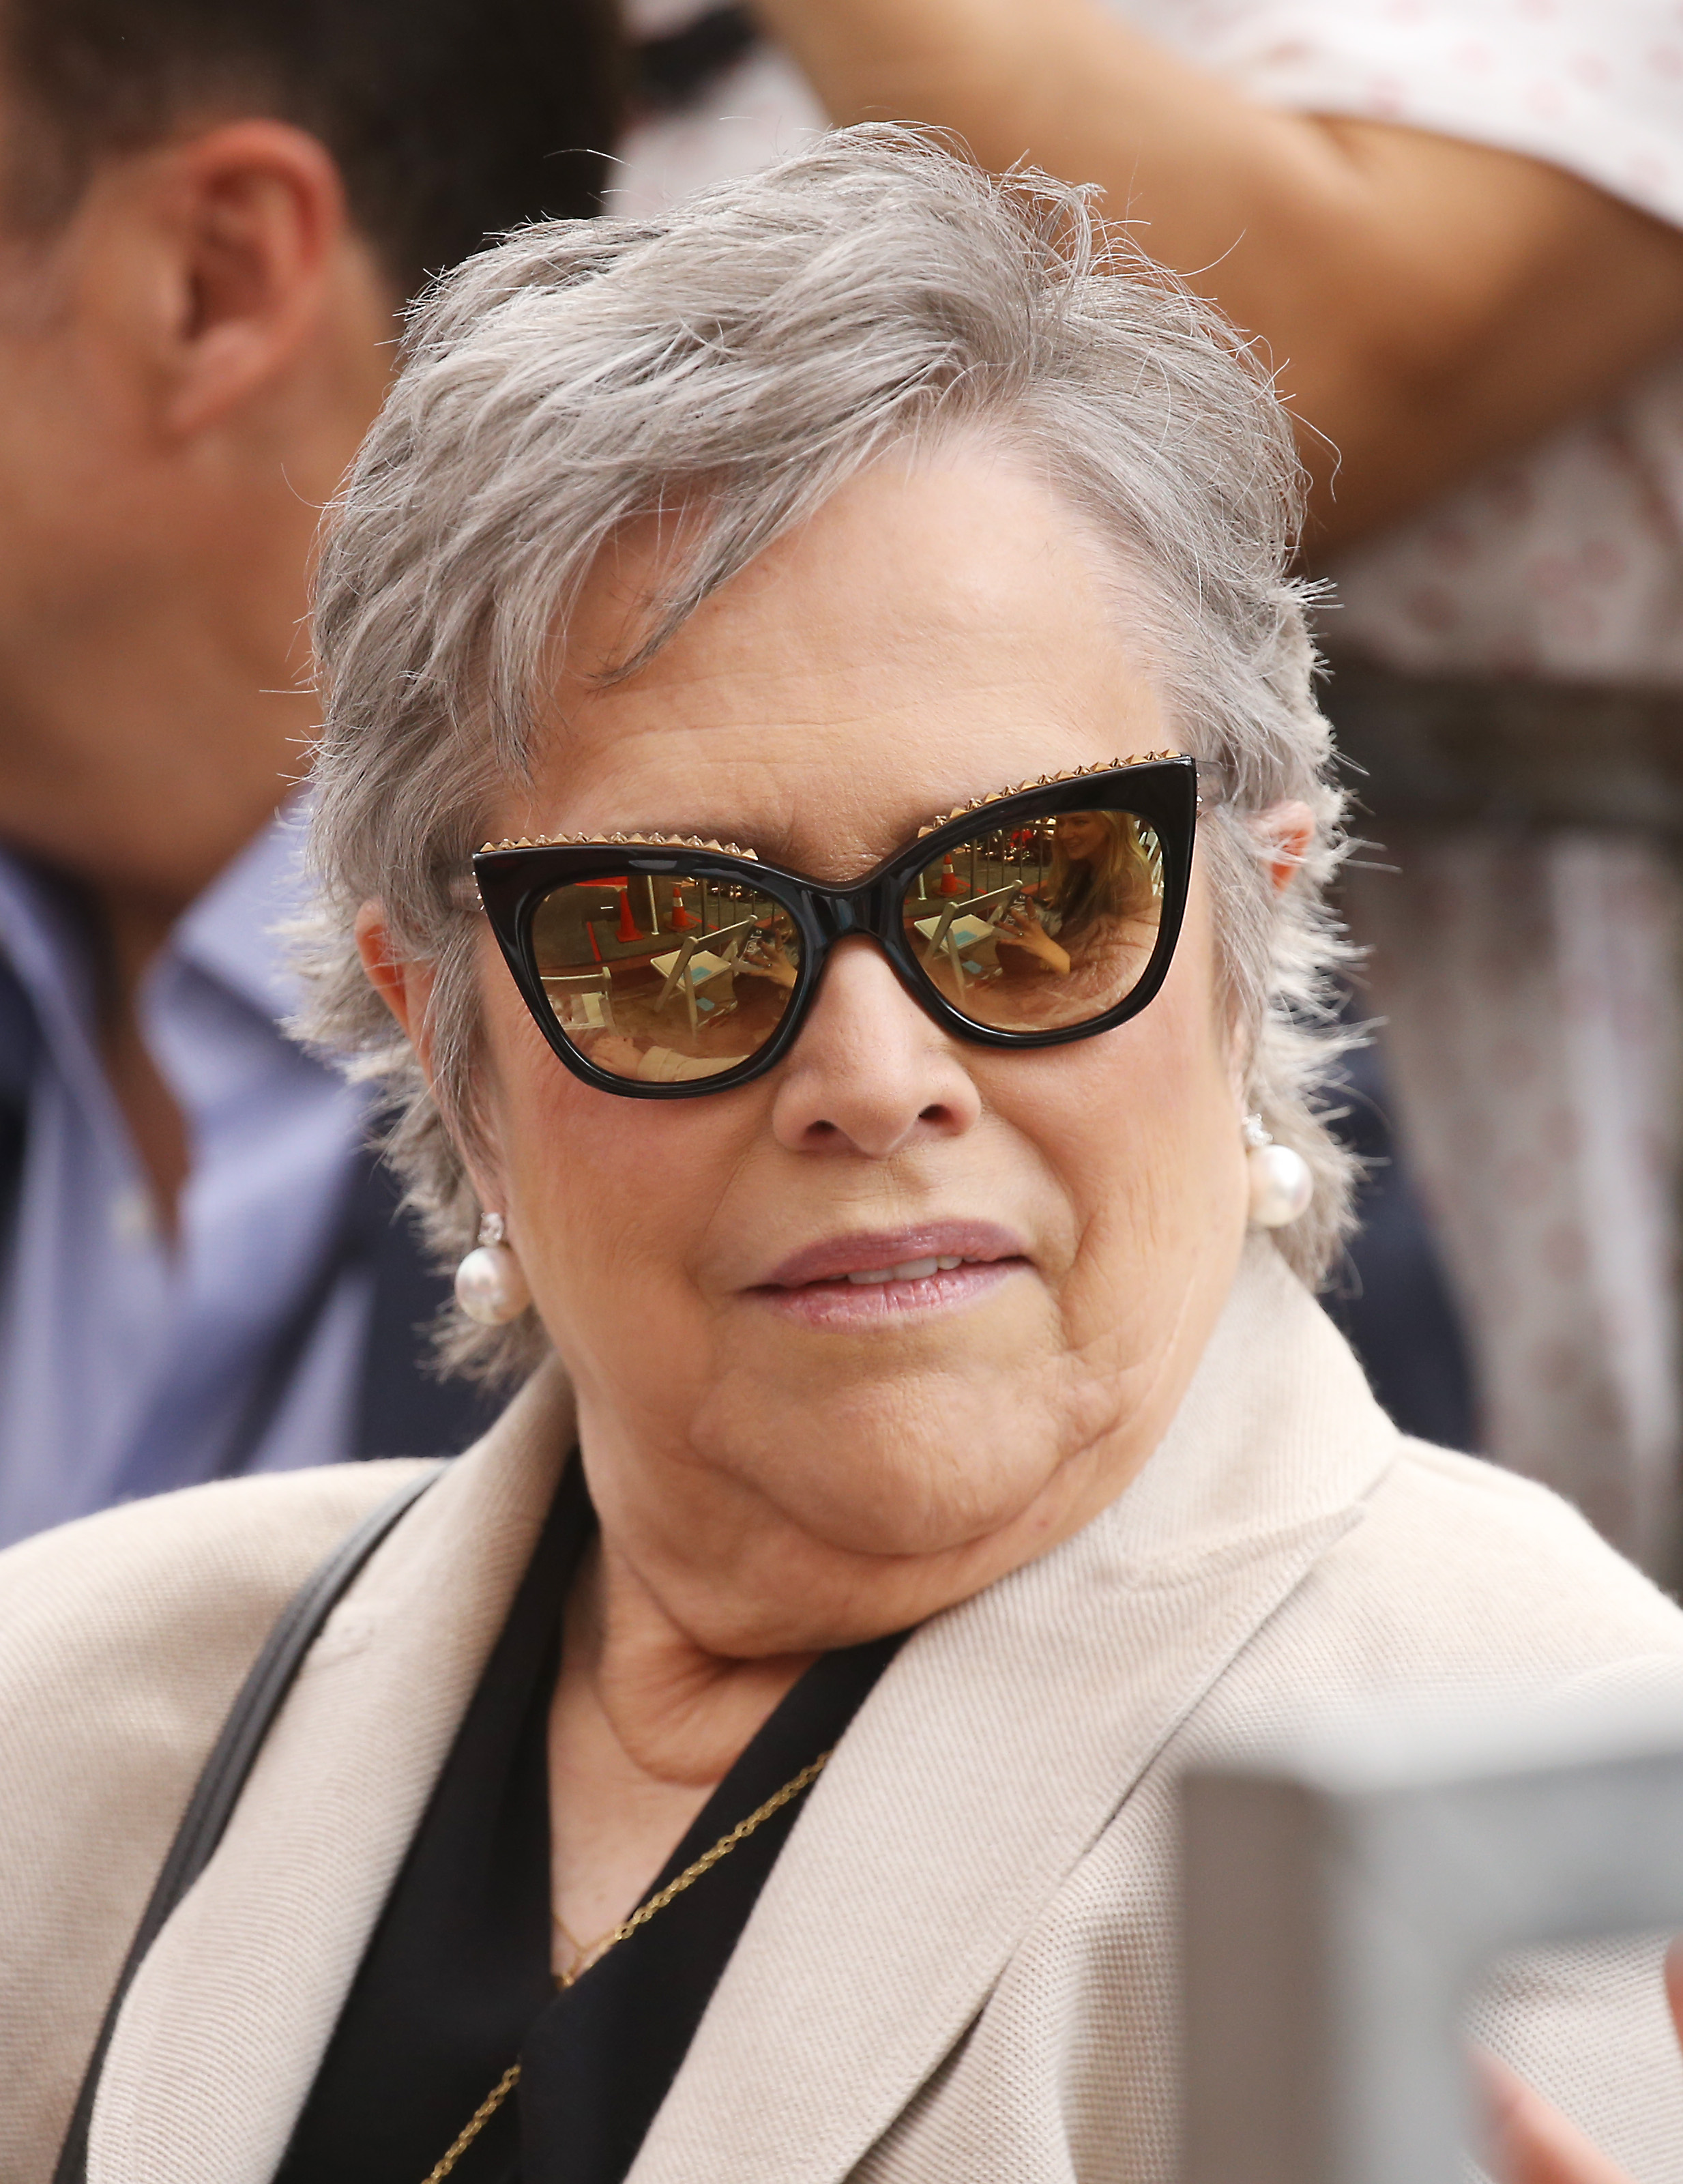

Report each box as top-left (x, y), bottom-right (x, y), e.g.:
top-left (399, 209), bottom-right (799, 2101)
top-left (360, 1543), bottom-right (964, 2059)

top-left (469, 448), bottom-right (1253, 1652)
top-left (1053, 810), bottom-right (1109, 864)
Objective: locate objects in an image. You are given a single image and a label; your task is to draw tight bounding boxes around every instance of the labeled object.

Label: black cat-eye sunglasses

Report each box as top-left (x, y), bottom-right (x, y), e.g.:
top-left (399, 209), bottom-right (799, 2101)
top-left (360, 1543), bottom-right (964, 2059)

top-left (471, 755), bottom-right (1202, 1100)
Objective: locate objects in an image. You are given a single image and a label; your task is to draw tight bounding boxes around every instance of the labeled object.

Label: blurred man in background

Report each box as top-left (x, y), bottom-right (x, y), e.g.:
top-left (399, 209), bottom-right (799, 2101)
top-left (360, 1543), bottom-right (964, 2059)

top-left (0, 0), bottom-right (621, 1543)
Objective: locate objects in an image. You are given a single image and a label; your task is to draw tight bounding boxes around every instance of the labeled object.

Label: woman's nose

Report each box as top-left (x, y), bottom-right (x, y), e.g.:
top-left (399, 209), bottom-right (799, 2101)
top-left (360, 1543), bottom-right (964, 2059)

top-left (768, 938), bottom-right (982, 1158)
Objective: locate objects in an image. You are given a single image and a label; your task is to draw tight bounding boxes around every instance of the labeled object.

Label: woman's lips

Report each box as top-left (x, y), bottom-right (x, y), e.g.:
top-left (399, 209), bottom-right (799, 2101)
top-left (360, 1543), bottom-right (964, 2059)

top-left (752, 1223), bottom-right (1028, 1326)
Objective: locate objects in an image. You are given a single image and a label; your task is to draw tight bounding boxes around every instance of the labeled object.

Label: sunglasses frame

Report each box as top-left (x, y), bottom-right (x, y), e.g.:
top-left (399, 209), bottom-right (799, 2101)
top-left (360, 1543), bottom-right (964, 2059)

top-left (472, 756), bottom-right (1200, 1101)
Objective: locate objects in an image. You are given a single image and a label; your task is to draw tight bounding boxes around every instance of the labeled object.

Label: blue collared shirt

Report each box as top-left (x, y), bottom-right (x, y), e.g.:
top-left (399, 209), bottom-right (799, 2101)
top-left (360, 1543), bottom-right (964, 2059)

top-left (0, 809), bottom-right (374, 1546)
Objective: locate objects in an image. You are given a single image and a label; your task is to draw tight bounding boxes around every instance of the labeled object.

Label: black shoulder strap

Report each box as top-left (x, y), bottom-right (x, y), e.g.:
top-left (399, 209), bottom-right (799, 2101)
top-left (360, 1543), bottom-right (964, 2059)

top-left (53, 1464), bottom-right (443, 2184)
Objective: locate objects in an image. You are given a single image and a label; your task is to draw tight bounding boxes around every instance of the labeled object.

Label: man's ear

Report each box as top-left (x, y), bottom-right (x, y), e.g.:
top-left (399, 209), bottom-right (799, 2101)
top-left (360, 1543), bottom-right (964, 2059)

top-left (355, 899), bottom-right (437, 1068)
top-left (128, 119), bottom-right (351, 438)
top-left (1253, 800), bottom-right (1315, 894)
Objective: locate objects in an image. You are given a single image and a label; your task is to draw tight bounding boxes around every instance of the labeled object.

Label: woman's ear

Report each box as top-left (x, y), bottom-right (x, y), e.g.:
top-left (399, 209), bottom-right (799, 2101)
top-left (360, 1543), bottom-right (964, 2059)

top-left (355, 899), bottom-right (437, 1066)
top-left (1253, 801), bottom-right (1315, 893)
top-left (355, 901), bottom-right (507, 1210)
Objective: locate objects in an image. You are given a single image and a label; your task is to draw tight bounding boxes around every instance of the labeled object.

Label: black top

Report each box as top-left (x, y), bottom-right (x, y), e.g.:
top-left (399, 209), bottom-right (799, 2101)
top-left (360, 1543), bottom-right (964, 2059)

top-left (279, 1463), bottom-right (903, 2184)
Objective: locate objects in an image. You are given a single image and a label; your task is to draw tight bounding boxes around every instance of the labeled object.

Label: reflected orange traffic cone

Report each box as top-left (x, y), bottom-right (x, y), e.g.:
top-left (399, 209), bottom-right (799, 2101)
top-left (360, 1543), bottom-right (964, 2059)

top-left (615, 885), bottom-right (639, 943)
top-left (939, 855), bottom-right (963, 897)
top-left (670, 884), bottom-right (699, 931)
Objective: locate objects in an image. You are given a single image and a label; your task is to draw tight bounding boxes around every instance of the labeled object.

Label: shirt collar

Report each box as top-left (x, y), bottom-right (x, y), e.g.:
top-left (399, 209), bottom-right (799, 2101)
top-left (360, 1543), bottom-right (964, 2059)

top-left (0, 798), bottom-right (318, 1086)
top-left (0, 847), bottom-right (102, 1088)
top-left (168, 799), bottom-right (315, 1030)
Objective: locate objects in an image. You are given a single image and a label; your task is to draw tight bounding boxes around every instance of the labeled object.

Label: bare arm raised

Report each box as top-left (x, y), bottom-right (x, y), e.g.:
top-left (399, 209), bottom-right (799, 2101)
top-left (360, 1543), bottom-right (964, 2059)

top-left (748, 0), bottom-right (1683, 543)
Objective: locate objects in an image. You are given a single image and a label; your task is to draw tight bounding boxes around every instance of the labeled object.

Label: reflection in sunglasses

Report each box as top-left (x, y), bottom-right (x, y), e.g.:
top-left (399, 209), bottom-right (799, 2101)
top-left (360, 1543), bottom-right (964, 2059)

top-left (533, 876), bottom-right (801, 1083)
top-left (903, 812), bottom-right (1164, 1033)
top-left (527, 809), bottom-right (1166, 1081)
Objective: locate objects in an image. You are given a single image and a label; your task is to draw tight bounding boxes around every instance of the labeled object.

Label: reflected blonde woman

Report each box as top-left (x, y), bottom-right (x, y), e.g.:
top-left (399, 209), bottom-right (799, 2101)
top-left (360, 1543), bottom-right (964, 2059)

top-left (997, 808), bottom-right (1158, 978)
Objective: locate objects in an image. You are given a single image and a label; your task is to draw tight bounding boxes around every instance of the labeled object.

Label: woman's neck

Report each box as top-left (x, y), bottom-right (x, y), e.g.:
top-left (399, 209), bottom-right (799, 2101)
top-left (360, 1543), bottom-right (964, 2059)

top-left (546, 1535), bottom-right (817, 1964)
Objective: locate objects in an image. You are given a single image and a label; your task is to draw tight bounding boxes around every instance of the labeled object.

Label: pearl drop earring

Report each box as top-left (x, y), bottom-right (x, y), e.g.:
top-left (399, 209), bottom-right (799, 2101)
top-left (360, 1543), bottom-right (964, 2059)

top-left (454, 1212), bottom-right (533, 1326)
top-left (1244, 1114), bottom-right (1313, 1229)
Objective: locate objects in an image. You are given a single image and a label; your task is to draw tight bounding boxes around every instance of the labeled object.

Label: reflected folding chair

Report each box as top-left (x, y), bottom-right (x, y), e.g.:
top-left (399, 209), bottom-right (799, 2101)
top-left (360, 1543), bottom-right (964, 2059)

top-left (652, 916), bottom-right (758, 1036)
top-left (915, 880), bottom-right (1025, 995)
top-left (539, 964), bottom-right (617, 1035)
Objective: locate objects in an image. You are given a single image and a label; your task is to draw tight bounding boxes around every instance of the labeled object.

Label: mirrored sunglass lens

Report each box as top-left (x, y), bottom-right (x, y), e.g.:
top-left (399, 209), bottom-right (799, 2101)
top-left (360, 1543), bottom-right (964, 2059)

top-left (900, 807), bottom-right (1165, 1033)
top-left (529, 873), bottom-right (800, 1085)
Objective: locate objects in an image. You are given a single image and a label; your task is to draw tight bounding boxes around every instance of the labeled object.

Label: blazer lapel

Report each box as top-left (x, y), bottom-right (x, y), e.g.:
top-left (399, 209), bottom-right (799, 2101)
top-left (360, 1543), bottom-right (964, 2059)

top-left (630, 1245), bottom-right (1399, 2184)
top-left (87, 1360), bottom-right (578, 2184)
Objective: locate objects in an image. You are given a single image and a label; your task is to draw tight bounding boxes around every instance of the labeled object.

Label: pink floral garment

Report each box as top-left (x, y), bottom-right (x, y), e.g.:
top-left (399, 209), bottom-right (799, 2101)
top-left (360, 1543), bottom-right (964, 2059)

top-left (1344, 836), bottom-right (1683, 1568)
top-left (1143, 0), bottom-right (1683, 1564)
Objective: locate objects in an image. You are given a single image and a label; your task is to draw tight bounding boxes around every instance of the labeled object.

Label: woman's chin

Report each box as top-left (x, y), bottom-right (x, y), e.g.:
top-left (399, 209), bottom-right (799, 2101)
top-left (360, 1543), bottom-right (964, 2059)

top-left (704, 1413), bottom-right (1073, 1562)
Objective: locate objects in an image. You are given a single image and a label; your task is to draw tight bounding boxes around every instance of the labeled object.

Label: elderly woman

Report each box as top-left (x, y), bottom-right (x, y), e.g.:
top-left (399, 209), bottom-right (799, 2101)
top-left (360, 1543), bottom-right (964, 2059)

top-left (5, 131), bottom-right (1683, 2184)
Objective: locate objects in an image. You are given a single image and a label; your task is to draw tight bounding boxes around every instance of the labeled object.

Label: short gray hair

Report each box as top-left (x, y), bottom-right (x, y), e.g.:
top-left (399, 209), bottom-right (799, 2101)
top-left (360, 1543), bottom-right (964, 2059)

top-left (297, 124), bottom-right (1354, 1384)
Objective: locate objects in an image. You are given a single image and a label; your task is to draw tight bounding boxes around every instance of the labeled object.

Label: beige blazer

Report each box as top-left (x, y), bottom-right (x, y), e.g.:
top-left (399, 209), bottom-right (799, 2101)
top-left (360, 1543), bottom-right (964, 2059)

top-left (5, 1240), bottom-right (1683, 2184)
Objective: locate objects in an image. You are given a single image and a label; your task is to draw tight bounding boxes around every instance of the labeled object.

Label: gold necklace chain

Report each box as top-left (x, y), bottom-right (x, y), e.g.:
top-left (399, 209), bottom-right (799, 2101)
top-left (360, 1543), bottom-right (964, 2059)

top-left (421, 1749), bottom-right (833, 2184)
top-left (549, 1904), bottom-right (601, 1975)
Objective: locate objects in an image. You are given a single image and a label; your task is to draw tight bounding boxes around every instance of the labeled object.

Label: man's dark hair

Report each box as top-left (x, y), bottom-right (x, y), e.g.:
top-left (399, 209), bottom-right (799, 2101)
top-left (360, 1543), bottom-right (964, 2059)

top-left (1, 0), bottom-right (624, 299)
